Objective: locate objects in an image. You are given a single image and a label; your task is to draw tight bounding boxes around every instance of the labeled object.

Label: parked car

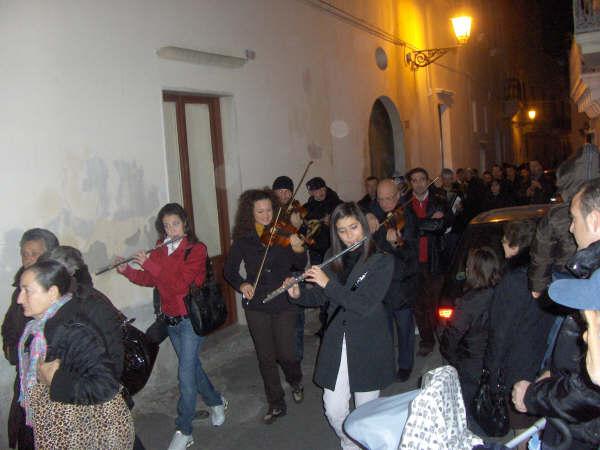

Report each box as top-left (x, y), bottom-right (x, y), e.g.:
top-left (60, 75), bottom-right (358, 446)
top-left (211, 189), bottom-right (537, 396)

top-left (436, 204), bottom-right (552, 332)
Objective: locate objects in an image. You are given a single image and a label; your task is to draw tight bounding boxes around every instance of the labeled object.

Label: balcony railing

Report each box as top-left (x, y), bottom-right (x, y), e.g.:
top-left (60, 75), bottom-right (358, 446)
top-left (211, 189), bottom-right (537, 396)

top-left (574, 0), bottom-right (600, 33)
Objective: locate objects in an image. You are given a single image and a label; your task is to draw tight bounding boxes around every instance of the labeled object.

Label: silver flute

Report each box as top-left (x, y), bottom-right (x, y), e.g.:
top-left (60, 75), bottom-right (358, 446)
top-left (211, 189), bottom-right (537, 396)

top-left (262, 236), bottom-right (367, 303)
top-left (95, 235), bottom-right (185, 275)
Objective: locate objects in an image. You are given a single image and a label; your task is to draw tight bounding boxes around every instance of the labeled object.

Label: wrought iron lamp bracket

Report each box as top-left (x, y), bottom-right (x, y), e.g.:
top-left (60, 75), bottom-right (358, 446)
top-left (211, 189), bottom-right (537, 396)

top-left (406, 46), bottom-right (457, 69)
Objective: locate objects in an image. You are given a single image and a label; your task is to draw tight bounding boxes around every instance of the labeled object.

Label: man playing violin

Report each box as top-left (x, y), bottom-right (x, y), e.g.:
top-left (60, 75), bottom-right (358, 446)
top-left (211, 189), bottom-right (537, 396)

top-left (272, 176), bottom-right (304, 229)
top-left (366, 179), bottom-right (419, 381)
top-left (303, 177), bottom-right (343, 337)
top-left (272, 176), bottom-right (308, 363)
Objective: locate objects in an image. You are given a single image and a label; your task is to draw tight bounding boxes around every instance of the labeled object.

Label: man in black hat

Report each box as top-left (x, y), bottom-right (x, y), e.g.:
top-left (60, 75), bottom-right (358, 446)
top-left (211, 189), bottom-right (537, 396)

top-left (303, 176), bottom-right (342, 264)
top-left (272, 176), bottom-right (302, 229)
top-left (303, 176), bottom-right (342, 338)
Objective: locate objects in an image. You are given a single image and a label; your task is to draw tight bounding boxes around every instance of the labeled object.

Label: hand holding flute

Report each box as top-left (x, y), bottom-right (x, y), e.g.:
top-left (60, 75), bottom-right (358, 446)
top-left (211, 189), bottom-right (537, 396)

top-left (285, 266), bottom-right (330, 299)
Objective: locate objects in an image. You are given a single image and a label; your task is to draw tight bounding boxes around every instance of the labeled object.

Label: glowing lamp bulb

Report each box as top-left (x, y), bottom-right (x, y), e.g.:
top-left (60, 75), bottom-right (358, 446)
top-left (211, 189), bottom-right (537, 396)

top-left (528, 109), bottom-right (537, 120)
top-left (451, 16), bottom-right (472, 45)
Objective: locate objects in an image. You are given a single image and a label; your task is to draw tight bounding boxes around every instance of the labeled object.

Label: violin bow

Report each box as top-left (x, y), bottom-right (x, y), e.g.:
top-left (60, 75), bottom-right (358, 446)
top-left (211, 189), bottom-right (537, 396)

top-left (252, 161), bottom-right (314, 297)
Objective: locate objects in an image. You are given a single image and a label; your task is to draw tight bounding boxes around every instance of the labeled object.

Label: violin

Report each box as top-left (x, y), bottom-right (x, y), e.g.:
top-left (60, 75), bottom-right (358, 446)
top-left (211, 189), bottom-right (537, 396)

top-left (379, 207), bottom-right (406, 247)
top-left (259, 219), bottom-right (315, 248)
top-left (286, 200), bottom-right (308, 219)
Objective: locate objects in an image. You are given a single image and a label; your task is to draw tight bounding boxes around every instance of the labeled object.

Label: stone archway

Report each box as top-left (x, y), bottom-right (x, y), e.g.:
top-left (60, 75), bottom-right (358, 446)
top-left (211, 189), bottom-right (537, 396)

top-left (368, 96), bottom-right (406, 179)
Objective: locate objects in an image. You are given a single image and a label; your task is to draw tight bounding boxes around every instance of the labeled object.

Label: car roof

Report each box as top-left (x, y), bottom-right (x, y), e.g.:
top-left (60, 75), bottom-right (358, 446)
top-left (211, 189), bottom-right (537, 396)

top-left (470, 204), bottom-right (552, 225)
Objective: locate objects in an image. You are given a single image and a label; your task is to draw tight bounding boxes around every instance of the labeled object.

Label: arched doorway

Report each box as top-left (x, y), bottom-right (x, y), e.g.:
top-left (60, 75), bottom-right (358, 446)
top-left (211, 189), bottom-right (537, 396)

top-left (368, 97), bottom-right (405, 179)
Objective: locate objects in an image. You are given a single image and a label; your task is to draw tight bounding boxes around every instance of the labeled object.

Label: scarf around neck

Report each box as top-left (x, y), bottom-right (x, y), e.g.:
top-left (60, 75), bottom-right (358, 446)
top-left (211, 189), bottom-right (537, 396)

top-left (18, 292), bottom-right (72, 426)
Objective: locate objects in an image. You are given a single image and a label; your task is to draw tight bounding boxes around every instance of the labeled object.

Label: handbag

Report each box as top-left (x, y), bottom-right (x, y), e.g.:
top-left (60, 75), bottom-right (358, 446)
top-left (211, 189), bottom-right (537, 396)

top-left (121, 318), bottom-right (159, 396)
top-left (183, 248), bottom-right (228, 336)
top-left (29, 383), bottom-right (134, 450)
top-left (471, 367), bottom-right (510, 437)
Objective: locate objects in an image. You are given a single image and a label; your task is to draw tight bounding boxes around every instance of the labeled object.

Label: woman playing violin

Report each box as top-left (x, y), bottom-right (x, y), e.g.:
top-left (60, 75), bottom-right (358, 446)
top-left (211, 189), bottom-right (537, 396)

top-left (223, 189), bottom-right (307, 424)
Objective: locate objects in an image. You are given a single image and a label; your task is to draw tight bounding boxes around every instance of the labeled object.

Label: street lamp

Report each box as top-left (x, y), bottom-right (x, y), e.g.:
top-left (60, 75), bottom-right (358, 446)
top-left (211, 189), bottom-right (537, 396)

top-left (406, 15), bottom-right (473, 70)
top-left (528, 109), bottom-right (537, 120)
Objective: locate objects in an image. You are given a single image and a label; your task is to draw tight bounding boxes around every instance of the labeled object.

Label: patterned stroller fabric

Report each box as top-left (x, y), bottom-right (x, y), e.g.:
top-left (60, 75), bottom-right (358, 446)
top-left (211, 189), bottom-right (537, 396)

top-left (399, 365), bottom-right (483, 450)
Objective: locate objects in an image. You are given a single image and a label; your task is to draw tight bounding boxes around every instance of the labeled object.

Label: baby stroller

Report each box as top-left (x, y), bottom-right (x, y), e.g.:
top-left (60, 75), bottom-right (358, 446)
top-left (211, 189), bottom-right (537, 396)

top-left (344, 366), bottom-right (572, 450)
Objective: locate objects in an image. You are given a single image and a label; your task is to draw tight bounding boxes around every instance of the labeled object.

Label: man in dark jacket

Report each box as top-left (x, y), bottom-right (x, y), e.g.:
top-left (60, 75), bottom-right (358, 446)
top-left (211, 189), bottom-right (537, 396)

top-left (367, 179), bottom-right (419, 381)
top-left (303, 176), bottom-right (343, 264)
top-left (512, 179), bottom-right (600, 449)
top-left (1, 228), bottom-right (59, 450)
top-left (357, 176), bottom-right (378, 213)
top-left (403, 168), bottom-right (451, 356)
top-left (303, 177), bottom-right (342, 337)
top-left (529, 144), bottom-right (599, 299)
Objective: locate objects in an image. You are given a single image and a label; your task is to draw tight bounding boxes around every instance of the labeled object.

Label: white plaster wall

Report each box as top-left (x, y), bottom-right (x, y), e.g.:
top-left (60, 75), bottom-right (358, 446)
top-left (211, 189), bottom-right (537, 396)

top-left (0, 0), bottom-right (493, 444)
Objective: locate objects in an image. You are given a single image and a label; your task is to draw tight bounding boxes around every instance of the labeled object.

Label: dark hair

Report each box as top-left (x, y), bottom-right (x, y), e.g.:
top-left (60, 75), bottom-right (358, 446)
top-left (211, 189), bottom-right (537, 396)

top-left (441, 168), bottom-right (454, 177)
top-left (578, 178), bottom-right (600, 218)
top-left (20, 228), bottom-right (59, 252)
top-left (466, 246), bottom-right (502, 289)
top-left (491, 163), bottom-right (502, 171)
top-left (329, 202), bottom-right (375, 273)
top-left (456, 168), bottom-right (465, 174)
top-left (155, 203), bottom-right (198, 243)
top-left (502, 219), bottom-right (537, 252)
top-left (483, 170), bottom-right (492, 177)
top-left (232, 189), bottom-right (278, 240)
top-left (25, 260), bottom-right (72, 296)
top-left (365, 176), bottom-right (379, 182)
top-left (406, 167), bottom-right (429, 181)
top-left (38, 245), bottom-right (85, 277)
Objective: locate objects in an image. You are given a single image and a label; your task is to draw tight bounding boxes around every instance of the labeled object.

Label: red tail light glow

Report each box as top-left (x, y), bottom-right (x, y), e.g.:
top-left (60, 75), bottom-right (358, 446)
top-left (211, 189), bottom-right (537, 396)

top-left (438, 307), bottom-right (454, 319)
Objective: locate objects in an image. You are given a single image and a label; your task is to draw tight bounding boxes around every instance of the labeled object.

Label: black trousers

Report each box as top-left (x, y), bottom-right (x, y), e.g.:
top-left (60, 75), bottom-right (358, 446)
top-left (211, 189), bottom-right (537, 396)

top-left (414, 263), bottom-right (443, 346)
top-left (245, 309), bottom-right (302, 409)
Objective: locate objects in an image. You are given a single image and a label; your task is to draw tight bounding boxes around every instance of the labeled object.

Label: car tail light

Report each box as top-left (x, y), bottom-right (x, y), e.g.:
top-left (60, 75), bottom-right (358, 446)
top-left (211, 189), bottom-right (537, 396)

top-left (438, 307), bottom-right (454, 320)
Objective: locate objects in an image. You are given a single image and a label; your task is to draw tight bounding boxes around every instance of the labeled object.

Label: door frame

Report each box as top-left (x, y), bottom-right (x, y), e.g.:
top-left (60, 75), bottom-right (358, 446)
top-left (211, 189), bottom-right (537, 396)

top-left (162, 91), bottom-right (236, 326)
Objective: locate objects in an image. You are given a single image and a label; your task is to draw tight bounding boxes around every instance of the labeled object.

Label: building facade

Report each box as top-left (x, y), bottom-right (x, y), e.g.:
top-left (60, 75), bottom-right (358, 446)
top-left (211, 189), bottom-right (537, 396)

top-left (0, 1), bottom-right (567, 443)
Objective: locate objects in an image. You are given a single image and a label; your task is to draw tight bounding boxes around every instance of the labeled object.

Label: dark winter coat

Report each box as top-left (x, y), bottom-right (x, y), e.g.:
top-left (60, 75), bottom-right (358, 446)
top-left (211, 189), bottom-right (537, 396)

top-left (529, 144), bottom-right (600, 293)
top-left (464, 177), bottom-right (488, 221)
top-left (43, 300), bottom-right (121, 405)
top-left (295, 250), bottom-right (395, 392)
top-left (484, 252), bottom-right (555, 389)
top-left (401, 189), bottom-right (452, 275)
top-left (302, 187), bottom-right (343, 262)
top-left (370, 201), bottom-right (419, 310)
top-left (439, 287), bottom-right (495, 403)
top-left (524, 243), bottom-right (600, 448)
top-left (2, 267), bottom-right (28, 366)
top-left (224, 233), bottom-right (307, 313)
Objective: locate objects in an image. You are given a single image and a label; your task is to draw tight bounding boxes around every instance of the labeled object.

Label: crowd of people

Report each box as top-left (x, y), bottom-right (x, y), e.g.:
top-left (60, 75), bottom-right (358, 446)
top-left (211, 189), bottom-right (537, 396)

top-left (2, 148), bottom-right (600, 449)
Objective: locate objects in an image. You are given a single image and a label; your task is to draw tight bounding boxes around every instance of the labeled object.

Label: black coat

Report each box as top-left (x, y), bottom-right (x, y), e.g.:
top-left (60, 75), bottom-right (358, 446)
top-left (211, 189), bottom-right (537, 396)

top-left (224, 233), bottom-right (307, 313)
top-left (296, 250), bottom-right (395, 392)
top-left (401, 190), bottom-right (452, 275)
top-left (2, 267), bottom-right (29, 366)
top-left (484, 252), bottom-right (555, 389)
top-left (439, 287), bottom-right (494, 402)
top-left (39, 297), bottom-right (122, 405)
top-left (370, 202), bottom-right (419, 310)
top-left (524, 244), bottom-right (600, 447)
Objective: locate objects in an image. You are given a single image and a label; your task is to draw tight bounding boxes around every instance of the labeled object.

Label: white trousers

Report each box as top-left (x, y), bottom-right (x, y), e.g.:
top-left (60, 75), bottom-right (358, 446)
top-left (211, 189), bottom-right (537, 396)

top-left (323, 335), bottom-right (380, 450)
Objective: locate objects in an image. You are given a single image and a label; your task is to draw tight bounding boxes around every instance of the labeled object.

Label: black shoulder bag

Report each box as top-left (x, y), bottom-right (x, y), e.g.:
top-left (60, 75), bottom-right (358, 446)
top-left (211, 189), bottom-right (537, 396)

top-left (471, 366), bottom-right (510, 437)
top-left (183, 247), bottom-right (228, 336)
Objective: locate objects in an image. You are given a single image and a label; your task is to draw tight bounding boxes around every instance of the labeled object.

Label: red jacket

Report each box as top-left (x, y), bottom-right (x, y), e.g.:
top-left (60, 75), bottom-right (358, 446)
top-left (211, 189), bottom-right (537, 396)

top-left (121, 237), bottom-right (207, 317)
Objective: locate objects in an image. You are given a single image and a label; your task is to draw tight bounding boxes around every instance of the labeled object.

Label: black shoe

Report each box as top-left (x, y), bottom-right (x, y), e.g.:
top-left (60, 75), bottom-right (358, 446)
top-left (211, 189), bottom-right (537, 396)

top-left (292, 384), bottom-right (304, 404)
top-left (417, 342), bottom-right (434, 357)
top-left (396, 368), bottom-right (412, 382)
top-left (263, 406), bottom-right (287, 425)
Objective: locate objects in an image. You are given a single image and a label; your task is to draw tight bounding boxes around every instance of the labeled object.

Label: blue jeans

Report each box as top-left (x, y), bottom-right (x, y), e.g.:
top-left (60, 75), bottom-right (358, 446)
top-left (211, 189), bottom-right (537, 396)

top-left (167, 318), bottom-right (222, 434)
top-left (392, 308), bottom-right (415, 371)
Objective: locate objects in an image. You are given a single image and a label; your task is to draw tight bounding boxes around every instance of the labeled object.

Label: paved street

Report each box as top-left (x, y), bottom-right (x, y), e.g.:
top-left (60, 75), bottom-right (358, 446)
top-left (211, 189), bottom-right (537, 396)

top-left (134, 312), bottom-right (444, 450)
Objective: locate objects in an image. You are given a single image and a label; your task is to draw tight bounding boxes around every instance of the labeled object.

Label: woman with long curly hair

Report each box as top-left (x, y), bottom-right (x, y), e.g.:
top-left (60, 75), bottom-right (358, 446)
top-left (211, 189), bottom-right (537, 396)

top-left (224, 189), bottom-right (307, 424)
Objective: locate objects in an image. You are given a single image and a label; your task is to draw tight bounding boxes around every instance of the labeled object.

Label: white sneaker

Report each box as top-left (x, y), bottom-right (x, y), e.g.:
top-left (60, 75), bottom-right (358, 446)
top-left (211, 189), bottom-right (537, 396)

top-left (210, 396), bottom-right (228, 427)
top-left (167, 430), bottom-right (194, 450)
